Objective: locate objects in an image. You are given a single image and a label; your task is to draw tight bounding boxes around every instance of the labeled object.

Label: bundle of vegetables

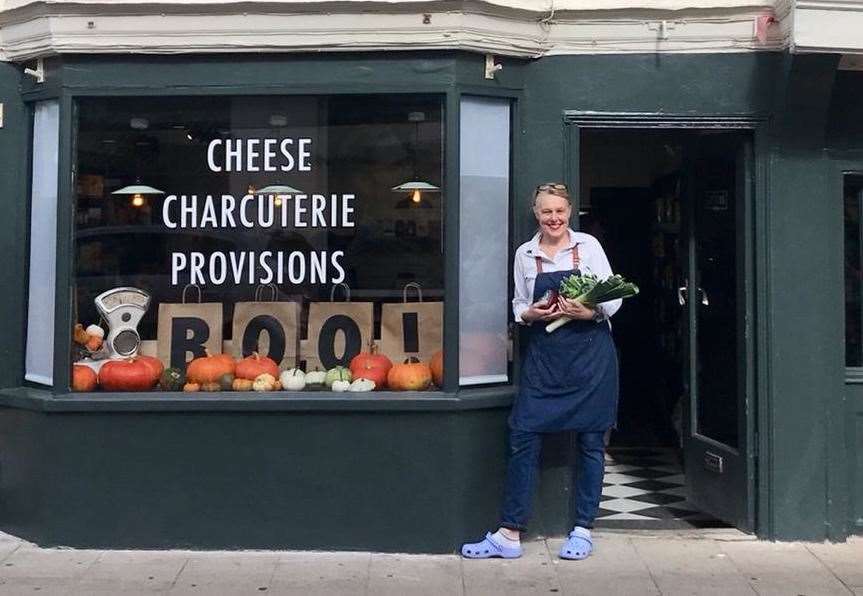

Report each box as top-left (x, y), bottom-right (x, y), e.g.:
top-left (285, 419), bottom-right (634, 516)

top-left (546, 273), bottom-right (639, 333)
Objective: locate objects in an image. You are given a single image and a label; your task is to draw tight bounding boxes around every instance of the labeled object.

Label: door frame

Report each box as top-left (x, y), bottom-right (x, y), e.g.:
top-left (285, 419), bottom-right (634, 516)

top-left (563, 112), bottom-right (770, 535)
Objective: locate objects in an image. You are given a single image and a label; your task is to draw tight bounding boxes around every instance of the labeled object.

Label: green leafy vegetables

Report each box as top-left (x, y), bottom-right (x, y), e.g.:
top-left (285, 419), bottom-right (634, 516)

top-left (546, 273), bottom-right (639, 333)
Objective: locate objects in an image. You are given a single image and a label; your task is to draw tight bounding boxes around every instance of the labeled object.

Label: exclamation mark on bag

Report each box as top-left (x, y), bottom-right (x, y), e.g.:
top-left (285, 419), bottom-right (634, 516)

top-left (402, 312), bottom-right (420, 354)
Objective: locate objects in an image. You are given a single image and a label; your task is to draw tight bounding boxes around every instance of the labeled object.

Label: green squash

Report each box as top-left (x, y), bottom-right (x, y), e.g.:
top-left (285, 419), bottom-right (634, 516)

top-left (158, 368), bottom-right (185, 392)
top-left (325, 366), bottom-right (352, 388)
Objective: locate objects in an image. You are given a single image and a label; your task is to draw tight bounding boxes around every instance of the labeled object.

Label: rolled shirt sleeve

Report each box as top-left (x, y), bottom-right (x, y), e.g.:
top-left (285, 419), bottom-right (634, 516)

top-left (512, 248), bottom-right (532, 324)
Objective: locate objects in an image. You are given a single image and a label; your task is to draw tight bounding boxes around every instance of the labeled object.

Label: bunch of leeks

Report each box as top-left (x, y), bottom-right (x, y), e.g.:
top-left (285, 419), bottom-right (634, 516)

top-left (546, 273), bottom-right (639, 333)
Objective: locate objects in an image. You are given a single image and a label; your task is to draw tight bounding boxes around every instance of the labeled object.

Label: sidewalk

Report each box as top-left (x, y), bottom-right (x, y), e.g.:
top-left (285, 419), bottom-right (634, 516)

top-left (0, 529), bottom-right (859, 595)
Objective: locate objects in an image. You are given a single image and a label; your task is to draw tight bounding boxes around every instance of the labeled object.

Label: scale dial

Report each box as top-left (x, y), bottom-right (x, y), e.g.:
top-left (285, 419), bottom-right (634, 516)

top-left (96, 288), bottom-right (151, 314)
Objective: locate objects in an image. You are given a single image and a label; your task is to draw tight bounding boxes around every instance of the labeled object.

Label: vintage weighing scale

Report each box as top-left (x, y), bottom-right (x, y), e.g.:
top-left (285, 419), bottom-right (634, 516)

top-left (95, 287), bottom-right (151, 358)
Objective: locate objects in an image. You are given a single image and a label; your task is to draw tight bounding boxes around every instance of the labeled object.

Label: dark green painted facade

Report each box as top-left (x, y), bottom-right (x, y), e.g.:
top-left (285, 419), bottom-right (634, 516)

top-left (0, 51), bottom-right (860, 550)
top-left (0, 63), bottom-right (28, 390)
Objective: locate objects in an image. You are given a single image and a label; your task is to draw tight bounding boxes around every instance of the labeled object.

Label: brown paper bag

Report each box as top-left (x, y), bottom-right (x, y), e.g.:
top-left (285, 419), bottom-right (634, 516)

top-left (157, 285), bottom-right (223, 370)
top-left (231, 284), bottom-right (300, 369)
top-left (380, 283), bottom-right (443, 363)
top-left (304, 283), bottom-right (373, 371)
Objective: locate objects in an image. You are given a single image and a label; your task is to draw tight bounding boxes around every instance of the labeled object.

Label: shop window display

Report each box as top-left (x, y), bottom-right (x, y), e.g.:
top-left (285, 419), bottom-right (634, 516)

top-left (72, 95), bottom-right (445, 393)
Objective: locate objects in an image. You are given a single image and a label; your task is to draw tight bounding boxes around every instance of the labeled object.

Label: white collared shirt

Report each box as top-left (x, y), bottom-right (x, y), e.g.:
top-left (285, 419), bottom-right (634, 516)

top-left (513, 229), bottom-right (622, 324)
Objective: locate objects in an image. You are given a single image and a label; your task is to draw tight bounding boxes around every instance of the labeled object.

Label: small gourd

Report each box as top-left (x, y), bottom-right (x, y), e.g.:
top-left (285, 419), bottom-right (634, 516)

top-left (331, 379), bottom-right (351, 392)
top-left (183, 382), bottom-right (201, 392)
top-left (280, 368), bottom-right (306, 391)
top-left (232, 378), bottom-right (254, 391)
top-left (348, 378), bottom-right (376, 392)
top-left (253, 373), bottom-right (277, 392)
top-left (325, 366), bottom-right (352, 389)
top-left (305, 367), bottom-right (327, 391)
top-left (158, 368), bottom-right (185, 392)
top-left (218, 373), bottom-right (236, 391)
top-left (201, 382), bottom-right (221, 392)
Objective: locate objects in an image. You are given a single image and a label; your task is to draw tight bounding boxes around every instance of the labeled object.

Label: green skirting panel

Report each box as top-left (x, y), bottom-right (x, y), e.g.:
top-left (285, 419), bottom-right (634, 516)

top-left (0, 400), bottom-right (576, 552)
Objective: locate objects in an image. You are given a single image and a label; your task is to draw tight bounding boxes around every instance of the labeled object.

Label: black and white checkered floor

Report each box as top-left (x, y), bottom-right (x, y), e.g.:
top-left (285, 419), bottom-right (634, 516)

top-left (595, 447), bottom-right (727, 529)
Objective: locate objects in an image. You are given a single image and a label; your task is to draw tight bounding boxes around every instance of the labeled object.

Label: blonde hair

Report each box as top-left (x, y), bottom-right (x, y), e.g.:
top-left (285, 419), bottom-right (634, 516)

top-left (532, 183), bottom-right (571, 208)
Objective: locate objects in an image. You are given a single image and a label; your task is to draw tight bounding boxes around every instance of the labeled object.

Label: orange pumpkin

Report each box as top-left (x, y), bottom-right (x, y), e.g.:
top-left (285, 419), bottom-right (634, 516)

top-left (387, 357), bottom-right (432, 391)
top-left (72, 365), bottom-right (98, 392)
top-left (430, 350), bottom-right (444, 387)
top-left (99, 358), bottom-right (160, 392)
top-left (187, 351), bottom-right (236, 384)
top-left (235, 352), bottom-right (280, 380)
top-left (349, 341), bottom-right (393, 390)
top-left (137, 355), bottom-right (165, 381)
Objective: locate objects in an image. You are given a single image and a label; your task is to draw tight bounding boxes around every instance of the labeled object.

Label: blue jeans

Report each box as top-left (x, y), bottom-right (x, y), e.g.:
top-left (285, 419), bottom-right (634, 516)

top-left (500, 429), bottom-right (606, 532)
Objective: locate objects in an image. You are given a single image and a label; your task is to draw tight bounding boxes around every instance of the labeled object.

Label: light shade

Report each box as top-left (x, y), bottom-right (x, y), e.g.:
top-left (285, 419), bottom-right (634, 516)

top-left (391, 181), bottom-right (440, 193)
top-left (257, 184), bottom-right (302, 194)
top-left (111, 185), bottom-right (165, 195)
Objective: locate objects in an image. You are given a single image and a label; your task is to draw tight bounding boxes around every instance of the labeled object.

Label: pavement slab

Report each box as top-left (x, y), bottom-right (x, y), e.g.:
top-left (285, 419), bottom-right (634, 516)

top-left (369, 553), bottom-right (463, 596)
top-left (630, 534), bottom-right (758, 596)
top-left (0, 547), bottom-right (101, 581)
top-left (166, 551), bottom-right (280, 594)
top-left (269, 551), bottom-right (370, 596)
top-left (548, 533), bottom-right (661, 596)
top-left (806, 538), bottom-right (863, 589)
top-left (720, 540), bottom-right (854, 596)
top-left (461, 539), bottom-right (562, 596)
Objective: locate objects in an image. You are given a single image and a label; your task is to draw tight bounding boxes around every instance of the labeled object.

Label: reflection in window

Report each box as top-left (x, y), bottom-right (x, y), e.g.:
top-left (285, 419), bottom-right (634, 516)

top-left (845, 174), bottom-right (863, 367)
top-left (72, 95), bottom-right (445, 392)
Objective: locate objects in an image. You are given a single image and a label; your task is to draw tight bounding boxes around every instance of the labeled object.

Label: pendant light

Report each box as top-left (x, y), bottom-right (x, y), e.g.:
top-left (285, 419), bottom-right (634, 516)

top-left (257, 184), bottom-right (303, 208)
top-left (112, 117), bottom-right (164, 208)
top-left (393, 111), bottom-right (439, 208)
top-left (111, 184), bottom-right (165, 208)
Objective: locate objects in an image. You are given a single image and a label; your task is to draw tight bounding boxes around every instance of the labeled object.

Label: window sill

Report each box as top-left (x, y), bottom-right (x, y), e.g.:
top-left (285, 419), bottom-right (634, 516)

top-left (0, 385), bottom-right (515, 413)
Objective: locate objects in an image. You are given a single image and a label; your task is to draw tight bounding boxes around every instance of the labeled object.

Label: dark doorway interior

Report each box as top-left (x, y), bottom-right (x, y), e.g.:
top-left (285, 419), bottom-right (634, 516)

top-left (579, 128), bottom-right (741, 528)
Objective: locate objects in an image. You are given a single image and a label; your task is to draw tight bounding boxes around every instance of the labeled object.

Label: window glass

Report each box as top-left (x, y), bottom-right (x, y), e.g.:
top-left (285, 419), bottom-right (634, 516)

top-left (26, 100), bottom-right (60, 386)
top-left (458, 97), bottom-right (511, 385)
top-left (845, 173), bottom-right (863, 367)
top-left (72, 95), bottom-right (444, 392)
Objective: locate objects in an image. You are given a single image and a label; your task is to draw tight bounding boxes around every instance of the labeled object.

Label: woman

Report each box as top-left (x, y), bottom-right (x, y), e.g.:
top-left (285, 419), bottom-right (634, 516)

top-left (461, 182), bottom-right (621, 561)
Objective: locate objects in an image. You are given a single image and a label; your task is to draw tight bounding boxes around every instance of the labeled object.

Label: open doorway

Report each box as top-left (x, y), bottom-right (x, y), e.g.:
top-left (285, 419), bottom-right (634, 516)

top-left (579, 128), bottom-right (750, 529)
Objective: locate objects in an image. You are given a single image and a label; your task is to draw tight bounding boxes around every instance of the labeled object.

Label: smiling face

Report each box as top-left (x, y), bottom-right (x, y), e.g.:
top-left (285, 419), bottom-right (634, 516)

top-left (533, 192), bottom-right (571, 242)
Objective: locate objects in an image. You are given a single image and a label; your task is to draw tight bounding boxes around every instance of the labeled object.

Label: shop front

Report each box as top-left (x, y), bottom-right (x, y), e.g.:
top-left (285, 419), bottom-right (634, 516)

top-left (0, 1), bottom-right (861, 551)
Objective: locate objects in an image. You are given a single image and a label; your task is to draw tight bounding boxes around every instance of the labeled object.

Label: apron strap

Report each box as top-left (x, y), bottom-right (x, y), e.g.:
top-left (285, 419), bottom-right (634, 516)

top-left (535, 245), bottom-right (580, 274)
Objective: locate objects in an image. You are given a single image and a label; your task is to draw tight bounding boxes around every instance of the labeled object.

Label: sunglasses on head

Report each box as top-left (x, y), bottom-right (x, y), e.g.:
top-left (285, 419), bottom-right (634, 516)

top-left (535, 183), bottom-right (567, 192)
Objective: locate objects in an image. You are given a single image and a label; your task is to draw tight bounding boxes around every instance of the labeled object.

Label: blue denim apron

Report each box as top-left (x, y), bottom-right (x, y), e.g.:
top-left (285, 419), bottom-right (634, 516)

top-left (509, 248), bottom-right (619, 433)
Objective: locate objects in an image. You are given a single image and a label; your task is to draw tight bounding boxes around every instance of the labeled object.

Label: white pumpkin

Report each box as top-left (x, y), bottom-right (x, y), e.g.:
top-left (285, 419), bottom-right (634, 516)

top-left (280, 368), bottom-right (306, 391)
top-left (331, 380), bottom-right (351, 392)
top-left (305, 368), bottom-right (327, 386)
top-left (348, 378), bottom-right (376, 392)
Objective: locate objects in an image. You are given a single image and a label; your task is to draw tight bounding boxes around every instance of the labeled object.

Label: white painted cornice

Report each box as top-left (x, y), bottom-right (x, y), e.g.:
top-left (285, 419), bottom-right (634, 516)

top-left (0, 0), bottom-right (796, 62)
top-left (792, 0), bottom-right (863, 55)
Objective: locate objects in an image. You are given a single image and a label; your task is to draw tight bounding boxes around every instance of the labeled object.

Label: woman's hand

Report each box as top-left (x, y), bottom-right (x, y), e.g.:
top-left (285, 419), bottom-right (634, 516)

top-left (557, 297), bottom-right (595, 321)
top-left (522, 302), bottom-right (563, 323)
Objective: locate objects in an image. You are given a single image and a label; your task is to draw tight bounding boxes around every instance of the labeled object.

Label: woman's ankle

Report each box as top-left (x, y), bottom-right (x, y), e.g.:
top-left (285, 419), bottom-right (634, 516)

top-left (498, 527), bottom-right (521, 541)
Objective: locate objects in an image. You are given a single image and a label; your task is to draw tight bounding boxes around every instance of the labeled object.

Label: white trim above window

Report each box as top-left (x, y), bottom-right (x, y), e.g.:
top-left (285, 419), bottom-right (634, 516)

top-left (0, 1), bottom-right (794, 62)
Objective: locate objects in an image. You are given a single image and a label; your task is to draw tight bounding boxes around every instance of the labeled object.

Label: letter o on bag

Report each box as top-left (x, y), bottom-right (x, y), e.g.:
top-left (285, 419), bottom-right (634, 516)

top-left (318, 315), bottom-right (362, 369)
top-left (241, 314), bottom-right (286, 363)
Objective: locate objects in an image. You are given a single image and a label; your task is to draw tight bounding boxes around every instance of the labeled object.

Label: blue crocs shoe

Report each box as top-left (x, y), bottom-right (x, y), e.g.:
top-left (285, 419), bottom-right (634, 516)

top-left (559, 529), bottom-right (593, 560)
top-left (461, 532), bottom-right (523, 559)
